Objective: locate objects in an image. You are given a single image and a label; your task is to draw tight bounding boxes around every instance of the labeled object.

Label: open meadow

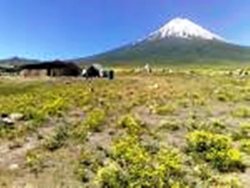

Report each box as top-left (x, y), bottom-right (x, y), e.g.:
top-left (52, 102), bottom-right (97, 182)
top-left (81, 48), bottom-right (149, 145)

top-left (0, 67), bottom-right (250, 188)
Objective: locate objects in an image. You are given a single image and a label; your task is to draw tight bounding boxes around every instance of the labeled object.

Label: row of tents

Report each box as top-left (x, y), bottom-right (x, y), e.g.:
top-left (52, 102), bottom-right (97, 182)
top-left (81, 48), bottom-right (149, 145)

top-left (0, 61), bottom-right (114, 79)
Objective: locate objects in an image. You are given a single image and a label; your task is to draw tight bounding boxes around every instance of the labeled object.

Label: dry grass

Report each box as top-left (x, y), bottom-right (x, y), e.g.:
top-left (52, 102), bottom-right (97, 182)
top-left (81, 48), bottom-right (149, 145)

top-left (0, 68), bottom-right (250, 187)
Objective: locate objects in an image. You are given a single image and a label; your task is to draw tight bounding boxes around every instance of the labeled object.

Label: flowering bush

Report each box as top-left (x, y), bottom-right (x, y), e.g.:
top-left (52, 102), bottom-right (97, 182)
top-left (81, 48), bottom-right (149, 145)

top-left (187, 131), bottom-right (245, 172)
top-left (95, 135), bottom-right (184, 187)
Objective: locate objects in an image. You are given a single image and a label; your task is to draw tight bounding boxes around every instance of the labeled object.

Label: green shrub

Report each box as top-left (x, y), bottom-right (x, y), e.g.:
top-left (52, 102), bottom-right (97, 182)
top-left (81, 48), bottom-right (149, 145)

top-left (158, 120), bottom-right (181, 131)
top-left (0, 124), bottom-right (12, 138)
top-left (192, 164), bottom-right (212, 181)
top-left (232, 106), bottom-right (250, 118)
top-left (95, 161), bottom-right (125, 188)
top-left (75, 166), bottom-right (88, 183)
top-left (112, 136), bottom-right (149, 165)
top-left (33, 97), bottom-right (67, 122)
top-left (154, 104), bottom-right (176, 116)
top-left (105, 136), bottom-right (185, 187)
top-left (72, 122), bottom-right (88, 142)
top-left (117, 115), bottom-right (143, 135)
top-left (211, 119), bottom-right (226, 130)
top-left (156, 148), bottom-right (182, 178)
top-left (240, 139), bottom-right (250, 154)
top-left (43, 125), bottom-right (68, 151)
top-left (206, 148), bottom-right (244, 172)
top-left (187, 131), bottom-right (245, 172)
top-left (73, 108), bottom-right (106, 141)
top-left (84, 108), bottom-right (106, 132)
top-left (208, 175), bottom-right (242, 188)
top-left (217, 93), bottom-right (233, 102)
top-left (25, 150), bottom-right (45, 175)
top-left (75, 151), bottom-right (102, 183)
top-left (240, 123), bottom-right (250, 138)
top-left (187, 131), bottom-right (231, 153)
top-left (232, 123), bottom-right (250, 140)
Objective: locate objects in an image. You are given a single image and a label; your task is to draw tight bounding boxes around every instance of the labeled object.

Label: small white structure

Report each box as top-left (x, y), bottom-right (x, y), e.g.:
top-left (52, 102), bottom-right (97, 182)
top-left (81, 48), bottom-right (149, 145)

top-left (81, 69), bottom-right (87, 76)
top-left (144, 64), bottom-right (152, 73)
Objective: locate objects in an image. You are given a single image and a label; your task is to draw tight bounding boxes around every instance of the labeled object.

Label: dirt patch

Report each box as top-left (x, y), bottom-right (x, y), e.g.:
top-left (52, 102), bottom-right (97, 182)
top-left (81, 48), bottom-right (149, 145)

top-left (0, 126), bottom-right (54, 170)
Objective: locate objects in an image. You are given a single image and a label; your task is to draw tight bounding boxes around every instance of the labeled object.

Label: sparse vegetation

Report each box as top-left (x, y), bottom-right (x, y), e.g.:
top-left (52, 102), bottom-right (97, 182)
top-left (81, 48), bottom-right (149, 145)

top-left (0, 68), bottom-right (250, 187)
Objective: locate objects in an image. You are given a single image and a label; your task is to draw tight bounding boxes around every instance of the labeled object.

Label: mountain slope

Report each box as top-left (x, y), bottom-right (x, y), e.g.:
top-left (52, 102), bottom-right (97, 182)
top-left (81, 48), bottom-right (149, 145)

top-left (79, 18), bottom-right (250, 65)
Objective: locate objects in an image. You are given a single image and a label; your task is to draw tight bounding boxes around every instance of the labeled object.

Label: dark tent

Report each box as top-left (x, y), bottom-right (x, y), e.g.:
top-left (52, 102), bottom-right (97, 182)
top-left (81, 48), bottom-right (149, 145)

top-left (84, 64), bottom-right (103, 78)
top-left (19, 60), bottom-right (81, 77)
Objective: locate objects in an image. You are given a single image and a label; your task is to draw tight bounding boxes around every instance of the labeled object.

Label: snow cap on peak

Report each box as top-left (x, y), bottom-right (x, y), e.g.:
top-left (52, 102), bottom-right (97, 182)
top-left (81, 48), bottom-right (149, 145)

top-left (148, 17), bottom-right (224, 41)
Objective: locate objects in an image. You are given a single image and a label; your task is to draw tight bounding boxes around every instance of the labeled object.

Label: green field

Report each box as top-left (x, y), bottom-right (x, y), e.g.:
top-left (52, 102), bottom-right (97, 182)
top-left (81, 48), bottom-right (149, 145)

top-left (0, 67), bottom-right (250, 188)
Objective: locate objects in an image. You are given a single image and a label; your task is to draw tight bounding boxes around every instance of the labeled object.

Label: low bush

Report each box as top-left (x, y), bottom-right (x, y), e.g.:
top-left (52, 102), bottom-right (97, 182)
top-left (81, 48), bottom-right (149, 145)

top-left (158, 120), bottom-right (181, 131)
top-left (38, 97), bottom-right (67, 117)
top-left (73, 108), bottom-right (106, 141)
top-left (240, 123), bottom-right (250, 138)
top-left (232, 123), bottom-right (250, 140)
top-left (240, 139), bottom-right (250, 154)
top-left (25, 150), bottom-right (45, 175)
top-left (83, 108), bottom-right (106, 132)
top-left (192, 164), bottom-right (212, 181)
top-left (95, 161), bottom-right (125, 188)
top-left (112, 135), bottom-right (149, 165)
top-left (117, 115), bottom-right (143, 135)
top-left (232, 106), bottom-right (250, 118)
top-left (187, 131), bottom-right (231, 153)
top-left (211, 119), bottom-right (226, 131)
top-left (94, 136), bottom-right (185, 187)
top-left (156, 147), bottom-right (183, 178)
top-left (206, 148), bottom-right (244, 172)
top-left (75, 150), bottom-right (103, 183)
top-left (43, 125), bottom-right (68, 151)
top-left (154, 104), bottom-right (176, 116)
top-left (217, 92), bottom-right (234, 102)
top-left (208, 174), bottom-right (242, 188)
top-left (187, 131), bottom-right (245, 172)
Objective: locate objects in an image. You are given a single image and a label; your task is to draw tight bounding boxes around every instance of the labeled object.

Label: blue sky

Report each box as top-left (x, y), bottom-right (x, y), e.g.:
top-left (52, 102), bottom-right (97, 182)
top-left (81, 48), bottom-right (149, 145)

top-left (0, 0), bottom-right (250, 60)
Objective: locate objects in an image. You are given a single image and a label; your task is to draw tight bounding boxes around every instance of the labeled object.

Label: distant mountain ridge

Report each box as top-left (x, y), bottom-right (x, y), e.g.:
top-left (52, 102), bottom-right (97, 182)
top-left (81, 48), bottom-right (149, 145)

top-left (0, 57), bottom-right (40, 66)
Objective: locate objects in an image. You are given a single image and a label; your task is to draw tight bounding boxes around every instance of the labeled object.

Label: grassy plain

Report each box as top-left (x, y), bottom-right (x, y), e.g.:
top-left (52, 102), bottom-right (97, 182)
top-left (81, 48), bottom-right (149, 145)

top-left (0, 67), bottom-right (250, 188)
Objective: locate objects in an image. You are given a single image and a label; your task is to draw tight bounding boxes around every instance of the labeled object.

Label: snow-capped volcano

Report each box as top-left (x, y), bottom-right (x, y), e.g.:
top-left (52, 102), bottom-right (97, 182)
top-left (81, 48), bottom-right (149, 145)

top-left (148, 18), bottom-right (224, 41)
top-left (78, 17), bottom-right (250, 65)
